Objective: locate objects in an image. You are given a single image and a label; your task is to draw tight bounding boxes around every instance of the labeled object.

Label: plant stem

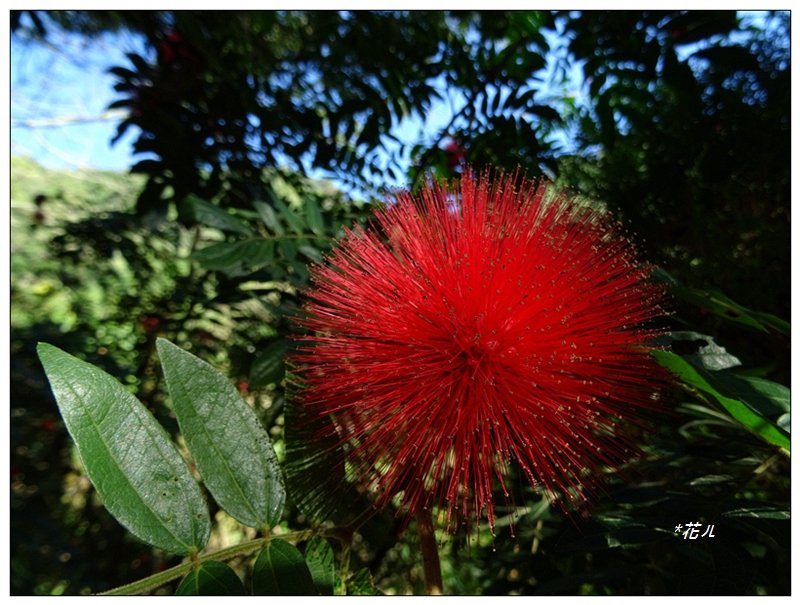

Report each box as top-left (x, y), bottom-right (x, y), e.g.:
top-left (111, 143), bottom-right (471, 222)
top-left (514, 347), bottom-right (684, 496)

top-left (99, 503), bottom-right (377, 596)
top-left (98, 529), bottom-right (313, 596)
top-left (416, 504), bottom-right (443, 595)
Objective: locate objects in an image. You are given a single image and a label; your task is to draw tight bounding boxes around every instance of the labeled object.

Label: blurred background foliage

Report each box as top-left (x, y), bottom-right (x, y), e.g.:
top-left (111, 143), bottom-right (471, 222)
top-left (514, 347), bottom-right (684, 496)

top-left (10, 10), bottom-right (789, 595)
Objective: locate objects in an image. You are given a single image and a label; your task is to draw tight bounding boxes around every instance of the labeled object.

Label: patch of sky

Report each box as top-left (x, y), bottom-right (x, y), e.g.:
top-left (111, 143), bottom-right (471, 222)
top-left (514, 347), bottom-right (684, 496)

top-left (11, 16), bottom-right (152, 172)
top-left (9, 10), bottom-right (784, 194)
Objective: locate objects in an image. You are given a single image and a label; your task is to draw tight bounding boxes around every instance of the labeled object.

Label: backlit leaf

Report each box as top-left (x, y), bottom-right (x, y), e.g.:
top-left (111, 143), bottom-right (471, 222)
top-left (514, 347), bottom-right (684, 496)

top-left (305, 536), bottom-right (336, 595)
top-left (254, 201), bottom-right (285, 235)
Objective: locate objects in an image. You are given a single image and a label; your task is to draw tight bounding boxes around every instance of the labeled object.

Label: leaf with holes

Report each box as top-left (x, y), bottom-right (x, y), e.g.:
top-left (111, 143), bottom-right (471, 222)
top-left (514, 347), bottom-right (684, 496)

top-left (670, 331), bottom-right (741, 371)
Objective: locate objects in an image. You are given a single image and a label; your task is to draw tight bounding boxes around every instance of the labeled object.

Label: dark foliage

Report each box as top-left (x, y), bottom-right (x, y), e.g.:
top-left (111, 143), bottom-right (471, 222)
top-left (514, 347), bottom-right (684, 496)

top-left (10, 10), bottom-right (789, 596)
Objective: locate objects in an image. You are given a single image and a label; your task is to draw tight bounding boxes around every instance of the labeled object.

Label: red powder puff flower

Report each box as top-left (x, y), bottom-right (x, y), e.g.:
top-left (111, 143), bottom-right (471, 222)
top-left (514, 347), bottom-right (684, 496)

top-left (293, 170), bottom-right (668, 530)
top-left (444, 139), bottom-right (467, 171)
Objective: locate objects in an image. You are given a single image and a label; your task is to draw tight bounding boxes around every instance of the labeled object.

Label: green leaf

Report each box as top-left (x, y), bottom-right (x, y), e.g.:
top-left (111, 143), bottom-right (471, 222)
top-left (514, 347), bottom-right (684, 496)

top-left (272, 196), bottom-right (307, 235)
top-left (688, 474), bottom-right (735, 486)
top-left (652, 350), bottom-right (790, 450)
top-left (652, 270), bottom-right (789, 335)
top-left (749, 310), bottom-right (790, 336)
top-left (185, 195), bottom-right (253, 235)
top-left (175, 561), bottom-right (247, 596)
top-left (710, 373), bottom-right (790, 421)
top-left (254, 201), bottom-right (285, 235)
top-left (348, 568), bottom-right (381, 595)
top-left (252, 539), bottom-right (317, 595)
top-left (304, 197), bottom-right (325, 236)
top-left (156, 339), bottom-right (285, 529)
top-left (191, 239), bottom-right (275, 273)
top-left (249, 339), bottom-right (287, 388)
top-left (278, 239), bottom-right (297, 261)
top-left (722, 507), bottom-right (790, 521)
top-left (37, 343), bottom-right (210, 554)
top-left (288, 258), bottom-right (310, 283)
top-left (743, 377), bottom-right (791, 413)
top-left (670, 331), bottom-right (741, 370)
top-left (777, 412), bottom-right (790, 434)
top-left (305, 537), bottom-right (336, 595)
top-left (298, 244), bottom-right (323, 264)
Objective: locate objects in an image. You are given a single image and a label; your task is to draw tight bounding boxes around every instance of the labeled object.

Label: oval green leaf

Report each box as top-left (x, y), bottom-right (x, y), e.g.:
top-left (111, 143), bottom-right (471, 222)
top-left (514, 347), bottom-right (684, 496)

top-left (156, 338), bottom-right (285, 530)
top-left (252, 539), bottom-right (317, 595)
top-left (304, 197), bottom-right (325, 236)
top-left (271, 196), bottom-right (306, 235)
top-left (727, 375), bottom-right (789, 417)
top-left (175, 561), bottom-right (247, 596)
top-left (37, 343), bottom-right (210, 554)
top-left (254, 201), bottom-right (284, 235)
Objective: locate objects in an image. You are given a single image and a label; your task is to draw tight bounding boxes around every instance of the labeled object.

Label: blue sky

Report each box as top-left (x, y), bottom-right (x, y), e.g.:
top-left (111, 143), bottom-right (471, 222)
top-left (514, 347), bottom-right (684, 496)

top-left (11, 24), bottom-right (149, 172)
top-left (9, 13), bottom-right (568, 185)
top-left (9, 18), bottom-right (459, 180)
top-left (10, 11), bottom-right (771, 181)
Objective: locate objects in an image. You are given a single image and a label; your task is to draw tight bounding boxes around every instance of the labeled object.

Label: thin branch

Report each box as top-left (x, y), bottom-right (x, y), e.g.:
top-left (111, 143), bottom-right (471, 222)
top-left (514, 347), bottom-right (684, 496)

top-left (11, 109), bottom-right (128, 129)
top-left (98, 529), bottom-right (314, 596)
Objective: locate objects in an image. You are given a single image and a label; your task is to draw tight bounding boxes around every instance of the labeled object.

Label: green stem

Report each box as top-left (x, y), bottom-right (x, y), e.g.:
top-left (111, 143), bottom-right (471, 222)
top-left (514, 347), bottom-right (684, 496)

top-left (99, 504), bottom-right (378, 596)
top-left (99, 530), bottom-right (314, 596)
top-left (416, 504), bottom-right (443, 595)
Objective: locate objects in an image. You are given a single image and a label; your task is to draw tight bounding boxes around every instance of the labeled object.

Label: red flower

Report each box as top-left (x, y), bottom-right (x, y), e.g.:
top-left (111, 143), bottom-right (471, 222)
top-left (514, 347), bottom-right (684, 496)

top-left (444, 140), bottom-right (466, 171)
top-left (293, 170), bottom-right (668, 530)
